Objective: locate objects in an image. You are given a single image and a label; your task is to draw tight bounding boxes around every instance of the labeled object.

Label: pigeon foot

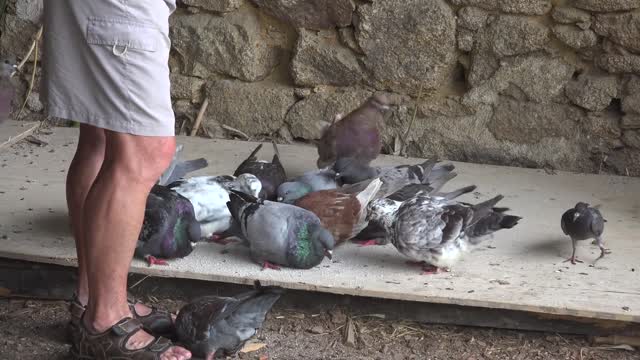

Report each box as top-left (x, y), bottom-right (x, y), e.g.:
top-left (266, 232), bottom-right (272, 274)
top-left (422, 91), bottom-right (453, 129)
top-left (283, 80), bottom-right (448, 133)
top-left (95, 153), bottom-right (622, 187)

top-left (562, 256), bottom-right (583, 265)
top-left (208, 234), bottom-right (238, 245)
top-left (405, 261), bottom-right (445, 275)
top-left (355, 239), bottom-right (381, 247)
top-left (261, 261), bottom-right (281, 271)
top-left (144, 255), bottom-right (168, 267)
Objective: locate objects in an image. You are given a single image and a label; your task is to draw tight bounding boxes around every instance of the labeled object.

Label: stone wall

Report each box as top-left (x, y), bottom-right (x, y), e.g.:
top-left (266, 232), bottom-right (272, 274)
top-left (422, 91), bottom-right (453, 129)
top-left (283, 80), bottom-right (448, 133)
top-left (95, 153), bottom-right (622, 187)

top-left (2, 0), bottom-right (640, 176)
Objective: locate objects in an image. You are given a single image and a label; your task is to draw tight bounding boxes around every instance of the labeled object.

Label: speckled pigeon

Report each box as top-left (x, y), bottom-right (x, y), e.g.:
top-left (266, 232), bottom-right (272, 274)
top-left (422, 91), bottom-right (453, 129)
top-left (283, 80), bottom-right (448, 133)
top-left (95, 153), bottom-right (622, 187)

top-left (366, 192), bottom-right (522, 274)
top-left (353, 184), bottom-right (477, 246)
top-left (233, 140), bottom-right (287, 201)
top-left (560, 202), bottom-right (610, 264)
top-left (226, 189), bottom-right (335, 270)
top-left (135, 184), bottom-right (202, 266)
top-left (276, 167), bottom-right (341, 204)
top-left (0, 57), bottom-right (17, 125)
top-left (314, 93), bottom-right (391, 169)
top-left (175, 280), bottom-right (283, 360)
top-left (167, 174), bottom-right (262, 243)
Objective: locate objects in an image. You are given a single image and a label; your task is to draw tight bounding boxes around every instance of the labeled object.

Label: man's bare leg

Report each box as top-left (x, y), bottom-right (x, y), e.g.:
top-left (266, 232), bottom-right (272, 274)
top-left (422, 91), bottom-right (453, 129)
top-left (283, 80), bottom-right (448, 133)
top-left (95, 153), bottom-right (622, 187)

top-left (66, 124), bottom-right (106, 305)
top-left (67, 124), bottom-right (164, 319)
top-left (81, 130), bottom-right (190, 359)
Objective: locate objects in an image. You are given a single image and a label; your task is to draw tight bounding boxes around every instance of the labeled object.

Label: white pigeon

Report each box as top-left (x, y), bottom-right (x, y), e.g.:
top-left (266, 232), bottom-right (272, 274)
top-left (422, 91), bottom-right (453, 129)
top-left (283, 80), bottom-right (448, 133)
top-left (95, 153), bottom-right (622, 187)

top-left (167, 174), bottom-right (262, 241)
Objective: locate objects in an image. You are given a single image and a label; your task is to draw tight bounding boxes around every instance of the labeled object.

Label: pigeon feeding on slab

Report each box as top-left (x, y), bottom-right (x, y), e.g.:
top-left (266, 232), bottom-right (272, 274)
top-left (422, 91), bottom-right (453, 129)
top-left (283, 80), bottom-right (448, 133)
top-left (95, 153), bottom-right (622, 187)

top-left (314, 93), bottom-right (392, 169)
top-left (233, 140), bottom-right (287, 201)
top-left (293, 178), bottom-right (383, 246)
top-left (276, 167), bottom-right (341, 204)
top-left (136, 184), bottom-right (202, 266)
top-left (167, 174), bottom-right (262, 244)
top-left (353, 184), bottom-right (478, 246)
top-left (366, 192), bottom-right (522, 274)
top-left (226, 189), bottom-right (335, 270)
top-left (560, 202), bottom-right (610, 264)
top-left (175, 280), bottom-right (283, 360)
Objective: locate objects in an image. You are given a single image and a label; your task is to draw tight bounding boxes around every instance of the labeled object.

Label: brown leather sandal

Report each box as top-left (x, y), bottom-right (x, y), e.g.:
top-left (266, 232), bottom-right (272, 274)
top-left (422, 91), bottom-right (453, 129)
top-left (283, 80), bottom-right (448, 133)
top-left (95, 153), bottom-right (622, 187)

top-left (70, 316), bottom-right (175, 360)
top-left (67, 292), bottom-right (175, 341)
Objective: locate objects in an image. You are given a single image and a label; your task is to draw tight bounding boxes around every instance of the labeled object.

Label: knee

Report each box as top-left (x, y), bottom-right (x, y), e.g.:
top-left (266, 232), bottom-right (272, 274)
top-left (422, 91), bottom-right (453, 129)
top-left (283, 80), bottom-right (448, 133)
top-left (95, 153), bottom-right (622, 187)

top-left (109, 136), bottom-right (176, 187)
top-left (77, 124), bottom-right (107, 159)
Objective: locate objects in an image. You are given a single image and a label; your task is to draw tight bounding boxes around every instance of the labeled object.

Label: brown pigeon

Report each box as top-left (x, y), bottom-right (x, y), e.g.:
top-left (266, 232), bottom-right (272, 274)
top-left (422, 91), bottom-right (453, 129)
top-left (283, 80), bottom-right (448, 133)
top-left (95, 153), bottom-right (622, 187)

top-left (314, 93), bottom-right (391, 169)
top-left (293, 178), bottom-right (383, 246)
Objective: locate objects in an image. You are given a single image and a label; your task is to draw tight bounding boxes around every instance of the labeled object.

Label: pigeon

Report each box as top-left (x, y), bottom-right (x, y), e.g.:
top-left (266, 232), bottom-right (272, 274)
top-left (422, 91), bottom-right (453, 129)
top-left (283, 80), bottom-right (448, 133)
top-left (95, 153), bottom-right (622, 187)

top-left (135, 184), bottom-right (202, 266)
top-left (175, 280), bottom-right (283, 360)
top-left (233, 141), bottom-right (287, 201)
top-left (314, 93), bottom-right (391, 169)
top-left (167, 174), bottom-right (262, 243)
top-left (0, 56), bottom-right (17, 125)
top-left (226, 189), bottom-right (335, 270)
top-left (353, 184), bottom-right (478, 246)
top-left (337, 158), bottom-right (457, 203)
top-left (560, 202), bottom-right (610, 264)
top-left (276, 167), bottom-right (341, 204)
top-left (293, 178), bottom-right (383, 246)
top-left (366, 192), bottom-right (522, 274)
top-left (158, 144), bottom-right (208, 186)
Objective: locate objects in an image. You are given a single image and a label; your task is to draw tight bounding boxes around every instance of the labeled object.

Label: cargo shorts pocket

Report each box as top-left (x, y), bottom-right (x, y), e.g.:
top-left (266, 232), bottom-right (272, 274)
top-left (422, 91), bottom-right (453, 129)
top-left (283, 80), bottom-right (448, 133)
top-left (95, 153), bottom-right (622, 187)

top-left (85, 17), bottom-right (162, 54)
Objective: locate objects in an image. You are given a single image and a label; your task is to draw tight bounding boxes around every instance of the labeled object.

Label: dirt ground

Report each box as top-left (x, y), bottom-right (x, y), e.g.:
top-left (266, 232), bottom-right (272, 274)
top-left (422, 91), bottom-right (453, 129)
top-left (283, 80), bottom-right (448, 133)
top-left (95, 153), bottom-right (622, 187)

top-left (1, 292), bottom-right (638, 360)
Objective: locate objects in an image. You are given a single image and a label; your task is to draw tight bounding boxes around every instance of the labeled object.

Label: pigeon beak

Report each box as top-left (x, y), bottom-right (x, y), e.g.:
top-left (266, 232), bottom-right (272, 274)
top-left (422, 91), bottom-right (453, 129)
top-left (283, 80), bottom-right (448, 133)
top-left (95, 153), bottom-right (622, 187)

top-left (325, 250), bottom-right (333, 260)
top-left (573, 212), bottom-right (580, 221)
top-left (277, 196), bottom-right (283, 202)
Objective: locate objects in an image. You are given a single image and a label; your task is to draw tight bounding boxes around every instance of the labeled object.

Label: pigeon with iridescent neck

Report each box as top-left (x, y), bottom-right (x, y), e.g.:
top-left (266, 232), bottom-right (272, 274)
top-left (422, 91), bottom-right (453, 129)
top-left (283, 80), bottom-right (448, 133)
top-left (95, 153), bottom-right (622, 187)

top-left (226, 189), bottom-right (335, 270)
top-left (135, 184), bottom-right (202, 266)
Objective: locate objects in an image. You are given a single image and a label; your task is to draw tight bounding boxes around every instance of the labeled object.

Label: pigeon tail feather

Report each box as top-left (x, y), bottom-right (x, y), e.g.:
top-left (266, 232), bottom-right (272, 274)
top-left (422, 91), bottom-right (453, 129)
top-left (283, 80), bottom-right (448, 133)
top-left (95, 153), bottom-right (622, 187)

top-left (440, 185), bottom-right (477, 200)
top-left (426, 172), bottom-right (458, 193)
top-left (355, 178), bottom-right (383, 207)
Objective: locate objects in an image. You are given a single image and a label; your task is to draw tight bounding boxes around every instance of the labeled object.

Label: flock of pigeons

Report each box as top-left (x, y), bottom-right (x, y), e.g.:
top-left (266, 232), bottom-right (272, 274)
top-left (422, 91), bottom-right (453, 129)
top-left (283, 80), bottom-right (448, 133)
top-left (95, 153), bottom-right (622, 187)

top-left (136, 93), bottom-right (611, 273)
top-left (132, 93), bottom-right (612, 359)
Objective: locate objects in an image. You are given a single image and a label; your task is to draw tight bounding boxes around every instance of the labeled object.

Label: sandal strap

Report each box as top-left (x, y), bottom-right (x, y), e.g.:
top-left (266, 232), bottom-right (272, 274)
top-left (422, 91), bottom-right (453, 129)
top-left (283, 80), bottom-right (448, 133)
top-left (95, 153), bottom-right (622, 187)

top-left (111, 317), bottom-right (144, 337)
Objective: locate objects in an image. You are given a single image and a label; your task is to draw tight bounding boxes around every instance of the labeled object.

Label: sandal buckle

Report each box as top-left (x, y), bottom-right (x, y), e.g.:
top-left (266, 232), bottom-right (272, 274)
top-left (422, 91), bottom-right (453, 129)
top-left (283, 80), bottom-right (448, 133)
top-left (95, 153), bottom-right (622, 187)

top-left (112, 317), bottom-right (142, 336)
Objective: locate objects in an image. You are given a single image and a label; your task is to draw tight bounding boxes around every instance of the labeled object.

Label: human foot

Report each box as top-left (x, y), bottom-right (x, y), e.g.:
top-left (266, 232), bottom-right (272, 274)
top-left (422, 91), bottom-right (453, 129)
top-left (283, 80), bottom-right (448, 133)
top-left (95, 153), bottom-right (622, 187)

top-left (73, 316), bottom-right (191, 360)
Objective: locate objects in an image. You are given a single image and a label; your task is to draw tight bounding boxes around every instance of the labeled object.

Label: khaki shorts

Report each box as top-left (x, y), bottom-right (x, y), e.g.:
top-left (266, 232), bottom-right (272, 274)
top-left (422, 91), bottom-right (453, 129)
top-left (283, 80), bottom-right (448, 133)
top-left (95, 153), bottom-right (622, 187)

top-left (41, 0), bottom-right (177, 136)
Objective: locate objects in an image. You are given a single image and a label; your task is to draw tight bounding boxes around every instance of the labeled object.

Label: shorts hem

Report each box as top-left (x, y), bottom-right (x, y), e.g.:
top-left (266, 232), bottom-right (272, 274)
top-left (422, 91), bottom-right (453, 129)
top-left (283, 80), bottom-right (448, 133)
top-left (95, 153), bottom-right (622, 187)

top-left (46, 104), bottom-right (175, 137)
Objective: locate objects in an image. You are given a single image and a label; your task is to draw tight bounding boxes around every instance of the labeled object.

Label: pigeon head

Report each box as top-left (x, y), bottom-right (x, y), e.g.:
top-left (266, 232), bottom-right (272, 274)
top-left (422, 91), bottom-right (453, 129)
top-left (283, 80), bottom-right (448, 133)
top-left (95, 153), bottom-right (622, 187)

top-left (235, 173), bottom-right (262, 198)
top-left (366, 198), bottom-right (401, 230)
top-left (276, 181), bottom-right (311, 204)
top-left (573, 202), bottom-right (590, 221)
top-left (308, 223), bottom-right (335, 260)
top-left (369, 93), bottom-right (392, 111)
top-left (0, 56), bottom-right (17, 78)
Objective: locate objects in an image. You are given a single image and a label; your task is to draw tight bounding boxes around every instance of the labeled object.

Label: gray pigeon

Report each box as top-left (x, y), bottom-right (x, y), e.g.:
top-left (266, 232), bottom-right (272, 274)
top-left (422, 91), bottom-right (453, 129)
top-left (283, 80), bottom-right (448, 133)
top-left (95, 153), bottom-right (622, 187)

top-left (175, 280), bottom-right (283, 360)
top-left (337, 158), bottom-right (457, 201)
top-left (353, 184), bottom-right (477, 246)
top-left (560, 202), bottom-right (609, 264)
top-left (0, 57), bottom-right (17, 125)
top-left (276, 167), bottom-right (341, 204)
top-left (366, 192), bottom-right (522, 274)
top-left (226, 189), bottom-right (335, 270)
top-left (167, 174), bottom-right (262, 242)
top-left (314, 93), bottom-right (391, 169)
top-left (157, 144), bottom-right (208, 186)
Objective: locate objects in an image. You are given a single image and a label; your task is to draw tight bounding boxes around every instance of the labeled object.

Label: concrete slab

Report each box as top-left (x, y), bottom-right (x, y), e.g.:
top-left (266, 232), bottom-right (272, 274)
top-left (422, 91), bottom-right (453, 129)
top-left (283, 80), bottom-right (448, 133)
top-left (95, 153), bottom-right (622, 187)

top-left (0, 122), bottom-right (639, 323)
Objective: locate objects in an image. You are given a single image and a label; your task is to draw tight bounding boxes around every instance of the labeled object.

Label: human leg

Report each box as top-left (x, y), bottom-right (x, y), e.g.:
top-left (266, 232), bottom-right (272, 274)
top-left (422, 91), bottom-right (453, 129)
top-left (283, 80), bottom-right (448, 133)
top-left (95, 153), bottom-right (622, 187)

top-left (79, 131), bottom-right (190, 358)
